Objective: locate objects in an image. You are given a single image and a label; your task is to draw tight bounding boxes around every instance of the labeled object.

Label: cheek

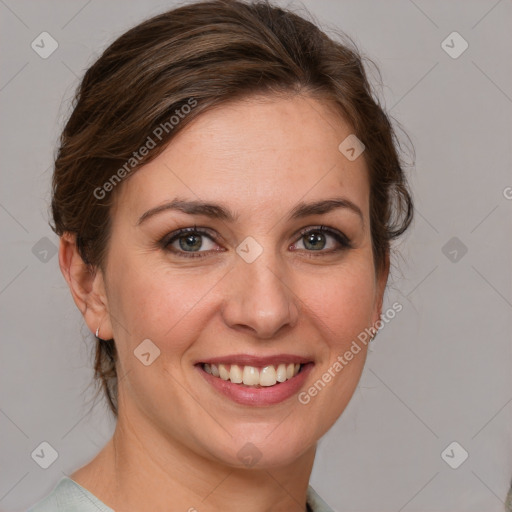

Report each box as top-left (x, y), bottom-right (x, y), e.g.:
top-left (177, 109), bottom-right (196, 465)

top-left (109, 251), bottom-right (377, 354)
top-left (107, 257), bottom-right (221, 355)
top-left (288, 263), bottom-right (377, 440)
top-left (296, 261), bottom-right (377, 345)
top-left (106, 261), bottom-right (217, 414)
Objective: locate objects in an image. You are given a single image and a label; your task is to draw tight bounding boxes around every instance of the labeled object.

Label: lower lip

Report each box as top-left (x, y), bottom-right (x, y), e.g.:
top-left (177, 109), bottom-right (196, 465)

top-left (196, 363), bottom-right (314, 406)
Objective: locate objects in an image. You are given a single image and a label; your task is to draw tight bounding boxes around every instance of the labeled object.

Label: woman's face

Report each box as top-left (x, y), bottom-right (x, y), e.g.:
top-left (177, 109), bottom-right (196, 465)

top-left (99, 94), bottom-right (387, 468)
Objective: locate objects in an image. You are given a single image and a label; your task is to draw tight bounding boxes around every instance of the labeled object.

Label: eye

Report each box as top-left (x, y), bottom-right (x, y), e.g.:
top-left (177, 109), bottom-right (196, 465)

top-left (161, 226), bottom-right (222, 258)
top-left (290, 225), bottom-right (352, 255)
top-left (160, 225), bottom-right (352, 259)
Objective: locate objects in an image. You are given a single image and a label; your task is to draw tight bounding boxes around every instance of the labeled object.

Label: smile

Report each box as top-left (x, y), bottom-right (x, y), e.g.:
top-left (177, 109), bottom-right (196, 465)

top-left (196, 356), bottom-right (315, 406)
top-left (202, 362), bottom-right (302, 387)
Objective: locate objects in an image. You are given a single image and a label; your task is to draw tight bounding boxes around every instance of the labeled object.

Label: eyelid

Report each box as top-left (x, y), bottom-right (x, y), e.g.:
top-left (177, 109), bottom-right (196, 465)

top-left (160, 224), bottom-right (352, 257)
top-left (160, 225), bottom-right (219, 245)
top-left (291, 225), bottom-right (352, 252)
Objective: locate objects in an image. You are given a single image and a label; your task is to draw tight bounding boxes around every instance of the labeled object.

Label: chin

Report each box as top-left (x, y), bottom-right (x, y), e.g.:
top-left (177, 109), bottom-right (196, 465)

top-left (201, 427), bottom-right (317, 470)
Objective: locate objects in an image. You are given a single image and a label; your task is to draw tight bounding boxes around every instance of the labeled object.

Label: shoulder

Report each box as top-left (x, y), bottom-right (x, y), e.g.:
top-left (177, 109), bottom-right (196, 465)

top-left (307, 485), bottom-right (335, 512)
top-left (27, 477), bottom-right (114, 512)
top-left (28, 477), bottom-right (329, 512)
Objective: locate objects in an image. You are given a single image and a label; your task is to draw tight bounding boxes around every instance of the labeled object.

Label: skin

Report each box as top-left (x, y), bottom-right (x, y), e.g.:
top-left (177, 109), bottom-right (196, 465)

top-left (60, 93), bottom-right (389, 512)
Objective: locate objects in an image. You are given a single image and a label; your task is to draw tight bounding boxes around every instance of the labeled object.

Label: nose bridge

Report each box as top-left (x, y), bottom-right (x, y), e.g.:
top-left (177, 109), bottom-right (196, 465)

top-left (221, 239), bottom-right (299, 338)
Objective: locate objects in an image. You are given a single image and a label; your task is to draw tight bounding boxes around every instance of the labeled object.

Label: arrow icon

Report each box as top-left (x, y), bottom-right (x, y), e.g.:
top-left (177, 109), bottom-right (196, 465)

top-left (441, 441), bottom-right (468, 469)
top-left (338, 134), bottom-right (365, 161)
top-left (134, 339), bottom-right (161, 365)
top-left (32, 236), bottom-right (58, 262)
top-left (31, 31), bottom-right (59, 59)
top-left (236, 236), bottom-right (263, 263)
top-left (441, 32), bottom-right (468, 59)
top-left (442, 236), bottom-right (467, 263)
top-left (237, 442), bottom-right (262, 467)
top-left (31, 441), bottom-right (59, 468)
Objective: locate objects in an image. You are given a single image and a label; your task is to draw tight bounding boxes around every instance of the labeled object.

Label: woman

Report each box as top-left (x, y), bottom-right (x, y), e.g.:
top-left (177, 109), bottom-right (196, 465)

top-left (28, 0), bottom-right (413, 510)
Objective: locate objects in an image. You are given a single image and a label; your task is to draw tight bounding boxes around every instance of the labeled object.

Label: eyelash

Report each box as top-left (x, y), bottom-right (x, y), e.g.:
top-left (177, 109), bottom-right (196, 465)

top-left (159, 225), bottom-right (352, 259)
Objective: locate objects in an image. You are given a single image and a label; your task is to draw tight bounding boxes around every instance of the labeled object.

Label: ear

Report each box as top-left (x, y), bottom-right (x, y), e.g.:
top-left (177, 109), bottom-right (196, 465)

top-left (58, 233), bottom-right (114, 340)
top-left (371, 251), bottom-right (390, 328)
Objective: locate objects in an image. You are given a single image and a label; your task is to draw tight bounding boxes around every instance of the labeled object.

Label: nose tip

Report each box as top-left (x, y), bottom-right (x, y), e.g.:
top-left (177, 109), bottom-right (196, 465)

top-left (220, 259), bottom-right (299, 339)
top-left (246, 300), bottom-right (298, 339)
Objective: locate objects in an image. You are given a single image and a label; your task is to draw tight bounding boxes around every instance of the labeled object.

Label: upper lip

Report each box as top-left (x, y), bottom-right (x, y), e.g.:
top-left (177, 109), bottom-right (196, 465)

top-left (196, 354), bottom-right (314, 367)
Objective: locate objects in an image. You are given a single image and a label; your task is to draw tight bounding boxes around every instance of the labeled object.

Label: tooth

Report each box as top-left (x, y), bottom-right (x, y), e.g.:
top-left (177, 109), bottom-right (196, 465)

top-left (242, 366), bottom-right (260, 385)
top-left (230, 364), bottom-right (243, 383)
top-left (276, 363), bottom-right (287, 382)
top-left (219, 364), bottom-right (230, 380)
top-left (208, 362), bottom-right (303, 385)
top-left (260, 366), bottom-right (277, 386)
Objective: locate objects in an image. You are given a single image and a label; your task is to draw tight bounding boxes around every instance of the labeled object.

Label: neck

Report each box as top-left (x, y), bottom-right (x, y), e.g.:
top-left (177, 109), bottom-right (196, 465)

top-left (71, 408), bottom-right (316, 512)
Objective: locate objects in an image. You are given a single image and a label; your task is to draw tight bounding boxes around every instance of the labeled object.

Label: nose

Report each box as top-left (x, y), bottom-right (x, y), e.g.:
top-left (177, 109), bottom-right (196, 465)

top-left (220, 250), bottom-right (300, 339)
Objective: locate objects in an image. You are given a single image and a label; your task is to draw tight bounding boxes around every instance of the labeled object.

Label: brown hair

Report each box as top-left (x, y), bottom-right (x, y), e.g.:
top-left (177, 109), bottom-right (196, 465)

top-left (51, 0), bottom-right (413, 417)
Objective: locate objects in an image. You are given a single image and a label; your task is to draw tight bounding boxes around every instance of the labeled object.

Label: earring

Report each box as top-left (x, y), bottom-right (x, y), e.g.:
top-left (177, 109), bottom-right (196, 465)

top-left (95, 323), bottom-right (104, 341)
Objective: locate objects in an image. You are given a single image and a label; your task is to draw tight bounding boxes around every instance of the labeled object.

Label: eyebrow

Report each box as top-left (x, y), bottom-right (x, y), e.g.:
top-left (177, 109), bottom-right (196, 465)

top-left (137, 197), bottom-right (364, 226)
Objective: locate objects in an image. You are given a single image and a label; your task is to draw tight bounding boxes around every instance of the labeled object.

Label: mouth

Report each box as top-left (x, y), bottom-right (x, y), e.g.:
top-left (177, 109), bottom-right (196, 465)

top-left (200, 361), bottom-right (308, 387)
top-left (195, 356), bottom-right (314, 405)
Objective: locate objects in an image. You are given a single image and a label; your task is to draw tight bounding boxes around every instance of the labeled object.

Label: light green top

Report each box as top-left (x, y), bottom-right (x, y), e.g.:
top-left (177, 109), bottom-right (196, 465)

top-left (27, 476), bottom-right (335, 511)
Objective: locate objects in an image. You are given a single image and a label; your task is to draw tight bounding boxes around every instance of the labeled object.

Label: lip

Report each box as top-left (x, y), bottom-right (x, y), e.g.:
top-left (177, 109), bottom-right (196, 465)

top-left (195, 353), bottom-right (313, 367)
top-left (196, 361), bottom-right (315, 406)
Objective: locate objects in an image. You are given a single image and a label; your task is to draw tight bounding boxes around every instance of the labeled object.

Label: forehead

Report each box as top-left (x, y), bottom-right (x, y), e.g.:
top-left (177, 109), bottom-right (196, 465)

top-left (113, 94), bottom-right (370, 222)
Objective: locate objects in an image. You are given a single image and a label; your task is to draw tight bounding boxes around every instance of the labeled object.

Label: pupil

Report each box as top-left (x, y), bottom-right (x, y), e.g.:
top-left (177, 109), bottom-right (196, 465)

top-left (305, 232), bottom-right (325, 250)
top-left (179, 234), bottom-right (202, 251)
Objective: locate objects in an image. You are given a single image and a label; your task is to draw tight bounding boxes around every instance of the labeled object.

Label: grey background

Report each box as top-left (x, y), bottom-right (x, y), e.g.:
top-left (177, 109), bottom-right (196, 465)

top-left (1, 0), bottom-right (511, 511)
